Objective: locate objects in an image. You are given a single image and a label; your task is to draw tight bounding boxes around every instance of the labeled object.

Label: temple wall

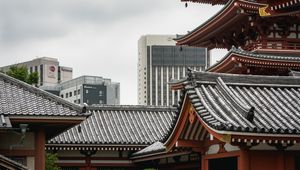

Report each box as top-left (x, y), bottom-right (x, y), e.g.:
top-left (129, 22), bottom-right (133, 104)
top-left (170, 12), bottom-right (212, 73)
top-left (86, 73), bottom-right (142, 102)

top-left (249, 151), bottom-right (296, 170)
top-left (0, 132), bottom-right (35, 150)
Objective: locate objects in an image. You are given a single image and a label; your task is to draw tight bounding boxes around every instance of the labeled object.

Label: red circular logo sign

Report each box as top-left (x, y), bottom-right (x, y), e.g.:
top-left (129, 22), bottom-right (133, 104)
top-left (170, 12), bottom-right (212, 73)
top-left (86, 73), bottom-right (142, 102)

top-left (50, 66), bottom-right (55, 72)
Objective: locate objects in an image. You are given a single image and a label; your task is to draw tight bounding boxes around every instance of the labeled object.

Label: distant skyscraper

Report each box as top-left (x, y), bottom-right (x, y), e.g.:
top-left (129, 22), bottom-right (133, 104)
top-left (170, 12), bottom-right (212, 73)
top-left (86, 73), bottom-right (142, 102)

top-left (138, 35), bottom-right (210, 106)
top-left (0, 57), bottom-right (72, 87)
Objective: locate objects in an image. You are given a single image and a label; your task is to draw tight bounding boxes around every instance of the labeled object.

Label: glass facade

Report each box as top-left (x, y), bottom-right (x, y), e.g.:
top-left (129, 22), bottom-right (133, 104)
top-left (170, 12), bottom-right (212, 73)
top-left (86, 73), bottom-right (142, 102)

top-left (146, 45), bottom-right (207, 106)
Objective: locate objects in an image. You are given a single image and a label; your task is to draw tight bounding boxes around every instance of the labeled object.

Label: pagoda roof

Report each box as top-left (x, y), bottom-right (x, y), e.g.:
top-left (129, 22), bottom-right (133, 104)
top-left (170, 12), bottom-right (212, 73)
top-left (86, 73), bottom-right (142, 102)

top-left (181, 0), bottom-right (228, 5)
top-left (131, 71), bottom-right (300, 160)
top-left (47, 105), bottom-right (178, 151)
top-left (176, 0), bottom-right (266, 48)
top-left (207, 47), bottom-right (300, 73)
top-left (171, 70), bottom-right (300, 139)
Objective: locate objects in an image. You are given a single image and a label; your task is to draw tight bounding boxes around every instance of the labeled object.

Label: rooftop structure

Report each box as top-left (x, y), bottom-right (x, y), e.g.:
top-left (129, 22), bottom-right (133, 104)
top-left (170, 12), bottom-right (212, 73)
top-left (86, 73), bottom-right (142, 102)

top-left (131, 70), bottom-right (300, 170)
top-left (0, 72), bottom-right (88, 170)
top-left (176, 0), bottom-right (300, 75)
top-left (47, 105), bottom-right (178, 168)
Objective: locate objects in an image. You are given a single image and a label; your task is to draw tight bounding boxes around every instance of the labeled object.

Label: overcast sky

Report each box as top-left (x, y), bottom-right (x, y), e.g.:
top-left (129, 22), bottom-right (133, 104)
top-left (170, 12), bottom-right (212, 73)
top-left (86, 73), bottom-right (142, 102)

top-left (0, 0), bottom-right (225, 105)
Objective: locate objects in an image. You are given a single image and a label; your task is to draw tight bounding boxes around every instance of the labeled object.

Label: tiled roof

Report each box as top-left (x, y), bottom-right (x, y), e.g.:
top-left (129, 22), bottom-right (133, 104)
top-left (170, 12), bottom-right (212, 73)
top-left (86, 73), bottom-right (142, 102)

top-left (0, 115), bottom-right (11, 128)
top-left (49, 105), bottom-right (178, 146)
top-left (181, 0), bottom-right (228, 5)
top-left (207, 47), bottom-right (300, 71)
top-left (132, 141), bottom-right (166, 157)
top-left (0, 154), bottom-right (29, 170)
top-left (173, 70), bottom-right (300, 135)
top-left (0, 73), bottom-right (85, 117)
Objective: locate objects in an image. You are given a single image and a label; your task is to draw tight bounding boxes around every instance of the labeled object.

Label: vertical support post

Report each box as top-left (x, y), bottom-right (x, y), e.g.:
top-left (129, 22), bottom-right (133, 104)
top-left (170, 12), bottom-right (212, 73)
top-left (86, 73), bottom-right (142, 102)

top-left (35, 127), bottom-right (45, 170)
top-left (239, 149), bottom-right (250, 170)
top-left (276, 151), bottom-right (285, 170)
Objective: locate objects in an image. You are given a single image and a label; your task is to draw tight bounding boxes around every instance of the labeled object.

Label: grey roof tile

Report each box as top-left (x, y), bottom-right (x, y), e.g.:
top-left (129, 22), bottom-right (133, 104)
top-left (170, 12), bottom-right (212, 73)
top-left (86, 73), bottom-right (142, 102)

top-left (49, 105), bottom-right (178, 145)
top-left (179, 70), bottom-right (300, 135)
top-left (132, 141), bottom-right (166, 157)
top-left (207, 47), bottom-right (300, 72)
top-left (0, 73), bottom-right (86, 117)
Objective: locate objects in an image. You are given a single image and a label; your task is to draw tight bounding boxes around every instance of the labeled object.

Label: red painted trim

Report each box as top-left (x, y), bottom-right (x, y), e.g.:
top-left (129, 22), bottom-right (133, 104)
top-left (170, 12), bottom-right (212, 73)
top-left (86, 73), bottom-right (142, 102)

top-left (0, 150), bottom-right (35, 156)
top-left (35, 128), bottom-right (45, 170)
top-left (10, 118), bottom-right (83, 124)
top-left (165, 96), bottom-right (191, 151)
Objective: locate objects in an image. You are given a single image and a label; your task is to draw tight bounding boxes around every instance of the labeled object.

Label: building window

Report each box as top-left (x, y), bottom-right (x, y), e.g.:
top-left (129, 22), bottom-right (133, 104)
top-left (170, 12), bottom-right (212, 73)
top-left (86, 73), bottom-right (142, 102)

top-left (99, 90), bottom-right (103, 96)
top-left (40, 64), bottom-right (43, 86)
top-left (78, 99), bottom-right (80, 104)
top-left (86, 99), bottom-right (89, 104)
top-left (69, 92), bottom-right (72, 97)
top-left (78, 89), bottom-right (80, 95)
top-left (30, 67), bottom-right (33, 73)
top-left (58, 66), bottom-right (61, 82)
top-left (86, 89), bottom-right (88, 94)
top-left (61, 94), bottom-right (64, 98)
top-left (74, 90), bottom-right (77, 95)
top-left (99, 100), bottom-right (103, 104)
top-left (115, 87), bottom-right (118, 98)
top-left (74, 100), bottom-right (77, 103)
top-left (66, 93), bottom-right (68, 98)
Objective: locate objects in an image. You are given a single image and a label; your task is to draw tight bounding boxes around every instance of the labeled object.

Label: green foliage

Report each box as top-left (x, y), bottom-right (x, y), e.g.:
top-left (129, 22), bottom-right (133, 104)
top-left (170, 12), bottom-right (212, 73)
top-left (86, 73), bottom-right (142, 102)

top-left (6, 65), bottom-right (39, 85)
top-left (27, 71), bottom-right (39, 85)
top-left (45, 152), bottom-right (61, 170)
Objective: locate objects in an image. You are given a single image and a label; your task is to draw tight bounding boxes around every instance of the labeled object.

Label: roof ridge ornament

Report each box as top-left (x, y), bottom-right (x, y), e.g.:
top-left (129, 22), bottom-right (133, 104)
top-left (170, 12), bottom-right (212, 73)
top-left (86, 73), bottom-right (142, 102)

top-left (187, 67), bottom-right (196, 86)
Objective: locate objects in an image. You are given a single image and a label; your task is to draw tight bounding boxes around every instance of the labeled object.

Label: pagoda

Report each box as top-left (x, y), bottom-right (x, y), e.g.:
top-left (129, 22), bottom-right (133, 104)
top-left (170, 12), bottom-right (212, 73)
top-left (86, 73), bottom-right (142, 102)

top-left (176, 0), bottom-right (300, 75)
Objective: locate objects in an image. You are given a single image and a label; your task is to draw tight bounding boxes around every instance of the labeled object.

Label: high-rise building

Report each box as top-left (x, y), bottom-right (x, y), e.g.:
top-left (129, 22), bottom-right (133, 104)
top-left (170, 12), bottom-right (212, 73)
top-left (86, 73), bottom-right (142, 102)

top-left (0, 57), bottom-right (72, 87)
top-left (42, 75), bottom-right (120, 106)
top-left (138, 35), bottom-right (210, 106)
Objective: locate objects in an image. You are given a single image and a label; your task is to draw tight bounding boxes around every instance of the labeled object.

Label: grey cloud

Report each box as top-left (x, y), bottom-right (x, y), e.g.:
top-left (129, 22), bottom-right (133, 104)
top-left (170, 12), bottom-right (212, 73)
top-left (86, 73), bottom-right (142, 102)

top-left (0, 0), bottom-right (169, 45)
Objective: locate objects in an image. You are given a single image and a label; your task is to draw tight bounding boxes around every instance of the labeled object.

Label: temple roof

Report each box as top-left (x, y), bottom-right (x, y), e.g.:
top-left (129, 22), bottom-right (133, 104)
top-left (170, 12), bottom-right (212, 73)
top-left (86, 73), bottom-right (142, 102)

top-left (207, 47), bottom-right (300, 73)
top-left (172, 70), bottom-right (300, 137)
top-left (176, 0), bottom-right (263, 48)
top-left (132, 141), bottom-right (166, 157)
top-left (0, 154), bottom-right (29, 170)
top-left (181, 0), bottom-right (228, 5)
top-left (0, 73), bottom-right (86, 117)
top-left (176, 0), bottom-right (300, 50)
top-left (48, 105), bottom-right (177, 149)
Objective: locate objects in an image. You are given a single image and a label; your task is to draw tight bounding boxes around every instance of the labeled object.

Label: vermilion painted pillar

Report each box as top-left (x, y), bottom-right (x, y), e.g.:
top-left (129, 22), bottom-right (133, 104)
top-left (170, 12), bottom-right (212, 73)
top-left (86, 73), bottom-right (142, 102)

top-left (276, 151), bottom-right (285, 170)
top-left (86, 156), bottom-right (91, 170)
top-left (35, 127), bottom-right (45, 170)
top-left (239, 149), bottom-right (249, 170)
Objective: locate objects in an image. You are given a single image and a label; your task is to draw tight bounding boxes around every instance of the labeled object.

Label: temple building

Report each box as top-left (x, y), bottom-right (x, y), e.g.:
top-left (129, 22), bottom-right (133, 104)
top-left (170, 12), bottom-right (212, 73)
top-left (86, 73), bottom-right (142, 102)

top-left (131, 70), bottom-right (300, 170)
top-left (0, 72), bottom-right (88, 170)
top-left (176, 0), bottom-right (300, 75)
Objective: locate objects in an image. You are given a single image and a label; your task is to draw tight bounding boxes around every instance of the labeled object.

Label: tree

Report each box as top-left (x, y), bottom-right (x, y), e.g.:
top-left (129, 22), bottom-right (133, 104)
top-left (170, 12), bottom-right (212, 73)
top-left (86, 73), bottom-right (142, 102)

top-left (6, 65), bottom-right (39, 85)
top-left (45, 152), bottom-right (61, 170)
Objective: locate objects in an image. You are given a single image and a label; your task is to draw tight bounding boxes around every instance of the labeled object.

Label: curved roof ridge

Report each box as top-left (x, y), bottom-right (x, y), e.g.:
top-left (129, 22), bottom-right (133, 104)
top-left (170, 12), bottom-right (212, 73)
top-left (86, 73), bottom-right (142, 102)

top-left (175, 0), bottom-right (233, 42)
top-left (188, 70), bottom-right (300, 86)
top-left (87, 105), bottom-right (177, 111)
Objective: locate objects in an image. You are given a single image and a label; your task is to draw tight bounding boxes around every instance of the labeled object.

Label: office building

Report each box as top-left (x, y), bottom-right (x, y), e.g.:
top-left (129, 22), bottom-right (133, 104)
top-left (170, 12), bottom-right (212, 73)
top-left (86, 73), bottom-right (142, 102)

top-left (50, 76), bottom-right (120, 105)
top-left (138, 35), bottom-right (210, 106)
top-left (0, 57), bottom-right (73, 87)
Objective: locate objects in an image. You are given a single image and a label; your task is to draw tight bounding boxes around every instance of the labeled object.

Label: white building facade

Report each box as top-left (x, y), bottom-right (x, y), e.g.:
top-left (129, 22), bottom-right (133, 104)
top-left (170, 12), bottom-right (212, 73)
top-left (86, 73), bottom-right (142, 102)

top-left (0, 57), bottom-right (72, 87)
top-left (58, 76), bottom-right (120, 105)
top-left (138, 35), bottom-right (210, 106)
